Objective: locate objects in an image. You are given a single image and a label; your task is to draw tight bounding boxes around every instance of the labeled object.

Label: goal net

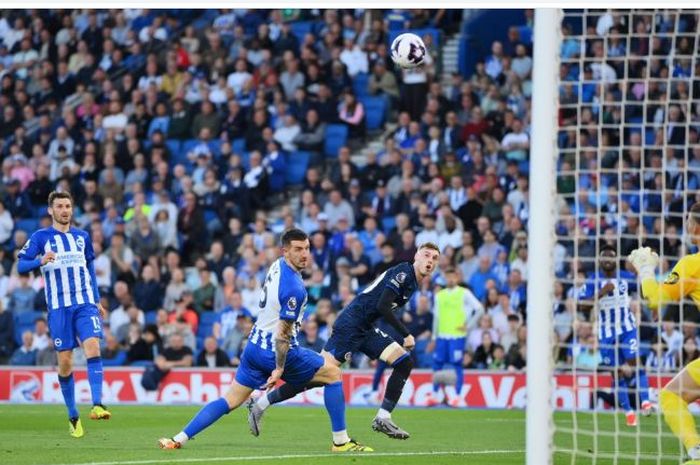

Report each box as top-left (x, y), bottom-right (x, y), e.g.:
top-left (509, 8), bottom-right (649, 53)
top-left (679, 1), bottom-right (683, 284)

top-left (543, 8), bottom-right (700, 465)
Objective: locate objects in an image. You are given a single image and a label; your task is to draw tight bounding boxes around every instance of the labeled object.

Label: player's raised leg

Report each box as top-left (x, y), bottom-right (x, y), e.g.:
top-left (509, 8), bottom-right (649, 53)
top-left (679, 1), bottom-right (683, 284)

top-left (371, 339), bottom-right (414, 439)
top-left (159, 380), bottom-right (254, 449)
top-left (248, 350), bottom-right (372, 452)
top-left (659, 361), bottom-right (700, 460)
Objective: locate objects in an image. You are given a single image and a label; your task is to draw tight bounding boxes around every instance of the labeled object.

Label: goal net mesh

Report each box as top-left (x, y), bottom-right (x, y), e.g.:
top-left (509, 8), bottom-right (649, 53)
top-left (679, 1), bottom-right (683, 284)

top-left (553, 8), bottom-right (700, 464)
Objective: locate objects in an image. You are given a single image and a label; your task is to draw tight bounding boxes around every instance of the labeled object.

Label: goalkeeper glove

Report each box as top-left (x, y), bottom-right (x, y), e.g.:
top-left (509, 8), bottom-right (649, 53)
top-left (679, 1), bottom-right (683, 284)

top-left (628, 247), bottom-right (659, 280)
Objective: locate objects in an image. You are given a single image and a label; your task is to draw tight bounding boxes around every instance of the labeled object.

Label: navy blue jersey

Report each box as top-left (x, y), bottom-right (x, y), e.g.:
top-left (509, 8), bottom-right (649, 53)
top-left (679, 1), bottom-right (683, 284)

top-left (339, 262), bottom-right (419, 329)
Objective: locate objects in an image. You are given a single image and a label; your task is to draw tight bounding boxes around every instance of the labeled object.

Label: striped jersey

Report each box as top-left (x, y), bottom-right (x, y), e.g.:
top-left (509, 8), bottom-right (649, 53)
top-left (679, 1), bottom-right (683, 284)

top-left (249, 257), bottom-right (307, 352)
top-left (585, 274), bottom-right (636, 340)
top-left (18, 227), bottom-right (97, 311)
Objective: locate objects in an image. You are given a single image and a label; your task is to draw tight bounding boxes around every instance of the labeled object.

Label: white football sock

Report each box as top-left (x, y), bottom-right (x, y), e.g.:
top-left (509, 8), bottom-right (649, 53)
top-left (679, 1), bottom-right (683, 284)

top-left (173, 431), bottom-right (189, 444)
top-left (376, 408), bottom-right (392, 419)
top-left (332, 429), bottom-right (350, 445)
top-left (257, 394), bottom-right (271, 411)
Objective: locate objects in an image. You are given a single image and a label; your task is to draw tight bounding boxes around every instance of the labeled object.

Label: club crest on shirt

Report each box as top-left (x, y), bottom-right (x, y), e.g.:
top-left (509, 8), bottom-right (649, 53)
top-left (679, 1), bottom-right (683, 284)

top-left (54, 338), bottom-right (62, 347)
top-left (396, 272), bottom-right (407, 284)
top-left (75, 236), bottom-right (85, 252)
top-left (287, 296), bottom-right (297, 310)
top-left (665, 271), bottom-right (680, 285)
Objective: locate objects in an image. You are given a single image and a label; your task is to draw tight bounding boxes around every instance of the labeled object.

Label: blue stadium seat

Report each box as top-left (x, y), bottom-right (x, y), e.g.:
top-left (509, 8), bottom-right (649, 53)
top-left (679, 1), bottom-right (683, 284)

top-left (166, 139), bottom-right (181, 158)
top-left (145, 311), bottom-right (157, 325)
top-left (324, 124), bottom-right (348, 158)
top-left (13, 311), bottom-right (42, 345)
top-left (360, 96), bottom-right (387, 131)
top-left (352, 72), bottom-right (370, 97)
top-left (232, 138), bottom-right (246, 155)
top-left (200, 312), bottom-right (220, 326)
top-left (15, 219), bottom-right (39, 234)
top-left (517, 25), bottom-right (533, 44)
top-left (285, 151), bottom-right (311, 186)
top-left (415, 339), bottom-right (432, 368)
top-left (382, 216), bottom-right (396, 235)
top-left (289, 21), bottom-right (313, 43)
top-left (130, 360), bottom-right (154, 367)
top-left (645, 128), bottom-right (656, 145)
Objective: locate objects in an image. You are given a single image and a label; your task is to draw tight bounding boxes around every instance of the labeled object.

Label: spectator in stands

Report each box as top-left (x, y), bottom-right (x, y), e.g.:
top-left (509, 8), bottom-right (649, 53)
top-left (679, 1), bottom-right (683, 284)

top-left (7, 273), bottom-right (36, 314)
top-left (193, 268), bottom-right (216, 313)
top-left (506, 325), bottom-right (527, 371)
top-left (30, 317), bottom-right (49, 351)
top-left (116, 305), bottom-right (146, 345)
top-left (10, 330), bottom-right (37, 366)
top-left (0, 301), bottom-right (14, 364)
top-left (133, 265), bottom-right (164, 313)
top-left (127, 324), bottom-right (162, 364)
top-left (298, 316), bottom-right (325, 353)
top-left (168, 290), bottom-right (199, 335)
top-left (102, 334), bottom-right (127, 367)
top-left (338, 91), bottom-right (365, 140)
top-left (156, 332), bottom-right (193, 370)
top-left (196, 336), bottom-right (230, 368)
top-left (369, 59), bottom-right (399, 110)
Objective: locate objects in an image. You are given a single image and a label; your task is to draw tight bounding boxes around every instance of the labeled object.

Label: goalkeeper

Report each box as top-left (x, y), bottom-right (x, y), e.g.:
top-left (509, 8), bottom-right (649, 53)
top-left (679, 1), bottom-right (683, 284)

top-left (629, 207), bottom-right (700, 463)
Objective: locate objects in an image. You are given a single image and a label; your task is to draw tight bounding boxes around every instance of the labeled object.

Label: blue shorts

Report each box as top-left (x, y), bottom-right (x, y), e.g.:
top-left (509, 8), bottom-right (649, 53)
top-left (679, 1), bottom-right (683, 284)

top-left (433, 337), bottom-right (465, 365)
top-left (600, 330), bottom-right (638, 367)
top-left (235, 343), bottom-right (324, 389)
top-left (47, 303), bottom-right (103, 352)
top-left (324, 324), bottom-right (397, 364)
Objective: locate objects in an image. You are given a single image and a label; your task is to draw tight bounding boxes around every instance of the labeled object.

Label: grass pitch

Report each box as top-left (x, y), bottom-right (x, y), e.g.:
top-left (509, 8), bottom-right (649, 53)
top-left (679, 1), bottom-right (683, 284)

top-left (0, 404), bottom-right (688, 464)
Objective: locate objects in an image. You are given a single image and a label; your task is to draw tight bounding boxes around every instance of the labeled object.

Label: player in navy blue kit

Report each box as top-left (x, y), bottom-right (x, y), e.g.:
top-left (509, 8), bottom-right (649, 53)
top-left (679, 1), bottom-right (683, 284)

top-left (17, 191), bottom-right (110, 438)
top-left (158, 229), bottom-right (372, 452)
top-left (249, 242), bottom-right (441, 439)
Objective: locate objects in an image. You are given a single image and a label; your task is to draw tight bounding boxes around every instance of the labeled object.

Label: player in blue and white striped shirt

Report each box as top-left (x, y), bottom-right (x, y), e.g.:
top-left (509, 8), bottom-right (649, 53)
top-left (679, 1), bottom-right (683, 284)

top-left (588, 245), bottom-right (652, 427)
top-left (17, 191), bottom-right (110, 438)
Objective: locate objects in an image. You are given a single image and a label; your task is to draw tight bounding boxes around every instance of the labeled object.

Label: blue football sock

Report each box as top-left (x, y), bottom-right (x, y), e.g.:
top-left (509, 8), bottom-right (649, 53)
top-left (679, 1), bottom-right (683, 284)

top-left (323, 381), bottom-right (347, 433)
top-left (86, 356), bottom-right (103, 406)
top-left (432, 360), bottom-right (443, 393)
top-left (616, 375), bottom-right (632, 411)
top-left (637, 368), bottom-right (650, 404)
top-left (58, 373), bottom-right (79, 419)
top-left (372, 361), bottom-right (387, 391)
top-left (183, 398), bottom-right (230, 439)
top-left (454, 362), bottom-right (464, 394)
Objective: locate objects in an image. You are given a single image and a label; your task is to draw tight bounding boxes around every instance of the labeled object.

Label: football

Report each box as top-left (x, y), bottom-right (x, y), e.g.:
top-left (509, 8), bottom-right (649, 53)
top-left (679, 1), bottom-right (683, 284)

top-left (390, 32), bottom-right (427, 69)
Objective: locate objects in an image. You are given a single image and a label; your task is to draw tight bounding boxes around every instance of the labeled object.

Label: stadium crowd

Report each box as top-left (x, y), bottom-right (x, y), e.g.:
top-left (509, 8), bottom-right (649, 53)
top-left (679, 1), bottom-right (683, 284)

top-left (0, 8), bottom-right (695, 381)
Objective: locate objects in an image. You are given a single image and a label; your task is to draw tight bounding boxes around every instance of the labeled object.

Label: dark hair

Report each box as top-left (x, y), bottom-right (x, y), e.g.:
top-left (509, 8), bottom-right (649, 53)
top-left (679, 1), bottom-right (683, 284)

top-left (418, 242), bottom-right (441, 254)
top-left (48, 190), bottom-right (73, 207)
top-left (281, 228), bottom-right (308, 247)
top-left (600, 244), bottom-right (618, 256)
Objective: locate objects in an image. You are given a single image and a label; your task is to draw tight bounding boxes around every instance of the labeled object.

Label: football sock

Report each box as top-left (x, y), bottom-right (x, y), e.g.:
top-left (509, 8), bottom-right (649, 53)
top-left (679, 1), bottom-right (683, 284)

top-left (86, 356), bottom-right (103, 406)
top-left (453, 361), bottom-right (464, 396)
top-left (323, 381), bottom-right (348, 441)
top-left (379, 353), bottom-right (413, 415)
top-left (616, 374), bottom-right (632, 412)
top-left (58, 373), bottom-right (79, 419)
top-left (659, 389), bottom-right (700, 450)
top-left (263, 381), bottom-right (324, 410)
top-left (636, 368), bottom-right (650, 404)
top-left (432, 359), bottom-right (444, 393)
top-left (181, 397), bottom-right (230, 441)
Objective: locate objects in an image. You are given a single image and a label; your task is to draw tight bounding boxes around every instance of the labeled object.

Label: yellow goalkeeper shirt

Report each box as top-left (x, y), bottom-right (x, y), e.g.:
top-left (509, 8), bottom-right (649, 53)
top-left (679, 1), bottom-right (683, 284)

top-left (642, 252), bottom-right (700, 309)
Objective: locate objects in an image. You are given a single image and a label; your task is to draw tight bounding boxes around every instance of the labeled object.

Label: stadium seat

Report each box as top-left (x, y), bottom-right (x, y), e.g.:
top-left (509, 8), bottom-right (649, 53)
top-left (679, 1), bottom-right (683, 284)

top-left (232, 138), bottom-right (246, 155)
top-left (324, 124), bottom-right (349, 158)
top-left (285, 151), bottom-right (311, 186)
top-left (517, 25), bottom-right (533, 44)
top-left (352, 73), bottom-right (370, 97)
top-left (130, 360), bottom-right (154, 367)
top-left (145, 311), bottom-right (157, 325)
top-left (13, 311), bottom-right (43, 345)
top-left (165, 139), bottom-right (181, 158)
top-left (289, 21), bottom-right (313, 43)
top-left (360, 96), bottom-right (387, 131)
top-left (15, 219), bottom-right (39, 234)
top-left (382, 216), bottom-right (396, 235)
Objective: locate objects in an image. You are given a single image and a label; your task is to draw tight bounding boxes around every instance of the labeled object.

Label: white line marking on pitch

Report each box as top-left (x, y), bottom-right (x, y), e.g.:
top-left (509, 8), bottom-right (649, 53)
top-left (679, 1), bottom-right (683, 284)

top-left (62, 449), bottom-right (525, 465)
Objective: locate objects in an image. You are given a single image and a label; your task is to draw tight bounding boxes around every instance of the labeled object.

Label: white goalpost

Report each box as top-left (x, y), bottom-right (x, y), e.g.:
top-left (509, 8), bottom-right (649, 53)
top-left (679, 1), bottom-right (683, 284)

top-left (526, 8), bottom-right (560, 465)
top-left (529, 7), bottom-right (700, 465)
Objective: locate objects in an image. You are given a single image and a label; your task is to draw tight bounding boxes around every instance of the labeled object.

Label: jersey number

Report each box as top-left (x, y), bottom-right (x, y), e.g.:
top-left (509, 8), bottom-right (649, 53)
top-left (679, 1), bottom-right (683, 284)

top-left (259, 274), bottom-right (272, 308)
top-left (90, 316), bottom-right (101, 331)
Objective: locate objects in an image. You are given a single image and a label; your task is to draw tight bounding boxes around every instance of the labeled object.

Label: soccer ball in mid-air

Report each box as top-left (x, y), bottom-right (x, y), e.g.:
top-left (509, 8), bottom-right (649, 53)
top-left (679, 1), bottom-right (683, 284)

top-left (390, 33), bottom-right (427, 69)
